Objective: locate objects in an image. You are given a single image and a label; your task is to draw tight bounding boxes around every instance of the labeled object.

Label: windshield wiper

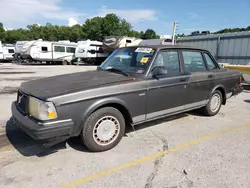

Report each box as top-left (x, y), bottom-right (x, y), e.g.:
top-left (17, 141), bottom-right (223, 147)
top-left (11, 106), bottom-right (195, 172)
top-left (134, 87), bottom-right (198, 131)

top-left (105, 67), bottom-right (130, 76)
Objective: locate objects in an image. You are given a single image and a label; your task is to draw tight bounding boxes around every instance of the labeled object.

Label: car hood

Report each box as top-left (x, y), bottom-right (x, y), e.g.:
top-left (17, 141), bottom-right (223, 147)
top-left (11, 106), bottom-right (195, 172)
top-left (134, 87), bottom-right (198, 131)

top-left (20, 70), bottom-right (135, 99)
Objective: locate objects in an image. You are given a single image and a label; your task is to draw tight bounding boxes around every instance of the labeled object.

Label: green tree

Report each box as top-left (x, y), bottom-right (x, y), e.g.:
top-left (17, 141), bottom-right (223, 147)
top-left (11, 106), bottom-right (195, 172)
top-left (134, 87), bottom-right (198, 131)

top-left (141, 29), bottom-right (158, 39)
top-left (1, 13), bottom-right (162, 43)
top-left (0, 22), bottom-right (5, 33)
top-left (82, 17), bottom-right (103, 41)
top-left (128, 30), bottom-right (141, 38)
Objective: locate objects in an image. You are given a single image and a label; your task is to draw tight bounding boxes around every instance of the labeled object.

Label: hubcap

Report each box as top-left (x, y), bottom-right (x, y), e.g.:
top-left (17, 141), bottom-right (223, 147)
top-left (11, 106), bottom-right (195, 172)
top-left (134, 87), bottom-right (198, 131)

top-left (93, 116), bottom-right (120, 146)
top-left (210, 93), bottom-right (221, 112)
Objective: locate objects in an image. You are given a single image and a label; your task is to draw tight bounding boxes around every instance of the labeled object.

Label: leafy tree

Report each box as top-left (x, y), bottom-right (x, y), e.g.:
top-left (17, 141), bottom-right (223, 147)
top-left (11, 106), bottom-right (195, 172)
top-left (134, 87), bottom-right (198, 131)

top-left (141, 29), bottom-right (159, 39)
top-left (82, 17), bottom-right (103, 41)
top-left (0, 22), bottom-right (5, 33)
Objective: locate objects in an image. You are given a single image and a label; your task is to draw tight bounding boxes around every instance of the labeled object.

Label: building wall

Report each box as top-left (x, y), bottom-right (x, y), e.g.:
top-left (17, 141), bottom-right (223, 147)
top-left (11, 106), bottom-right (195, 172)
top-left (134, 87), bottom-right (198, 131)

top-left (176, 31), bottom-right (250, 65)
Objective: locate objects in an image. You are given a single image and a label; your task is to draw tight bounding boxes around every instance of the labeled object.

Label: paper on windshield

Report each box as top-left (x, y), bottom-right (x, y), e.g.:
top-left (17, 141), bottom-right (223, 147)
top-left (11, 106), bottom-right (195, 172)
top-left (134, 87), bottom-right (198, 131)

top-left (135, 47), bottom-right (153, 53)
top-left (140, 57), bottom-right (149, 63)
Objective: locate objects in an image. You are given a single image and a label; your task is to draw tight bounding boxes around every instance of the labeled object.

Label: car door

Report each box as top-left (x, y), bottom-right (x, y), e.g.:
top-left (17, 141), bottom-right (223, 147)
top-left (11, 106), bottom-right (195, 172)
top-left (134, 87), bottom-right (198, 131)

top-left (181, 50), bottom-right (214, 108)
top-left (146, 49), bottom-right (189, 119)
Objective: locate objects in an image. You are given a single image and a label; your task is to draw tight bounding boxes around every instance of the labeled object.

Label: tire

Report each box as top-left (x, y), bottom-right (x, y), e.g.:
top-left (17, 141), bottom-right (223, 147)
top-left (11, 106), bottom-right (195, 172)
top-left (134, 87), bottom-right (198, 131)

top-left (201, 90), bottom-right (222, 116)
top-left (62, 60), bottom-right (68, 65)
top-left (81, 107), bottom-right (125, 152)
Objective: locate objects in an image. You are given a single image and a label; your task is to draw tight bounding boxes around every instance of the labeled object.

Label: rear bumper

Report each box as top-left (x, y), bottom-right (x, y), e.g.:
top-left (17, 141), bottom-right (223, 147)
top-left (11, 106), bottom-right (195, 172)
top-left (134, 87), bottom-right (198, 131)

top-left (232, 85), bottom-right (244, 96)
top-left (11, 102), bottom-right (74, 140)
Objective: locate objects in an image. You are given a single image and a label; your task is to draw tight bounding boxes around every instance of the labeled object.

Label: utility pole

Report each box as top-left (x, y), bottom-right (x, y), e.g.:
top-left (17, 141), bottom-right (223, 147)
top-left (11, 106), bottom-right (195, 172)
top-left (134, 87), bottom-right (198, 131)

top-left (172, 21), bottom-right (177, 45)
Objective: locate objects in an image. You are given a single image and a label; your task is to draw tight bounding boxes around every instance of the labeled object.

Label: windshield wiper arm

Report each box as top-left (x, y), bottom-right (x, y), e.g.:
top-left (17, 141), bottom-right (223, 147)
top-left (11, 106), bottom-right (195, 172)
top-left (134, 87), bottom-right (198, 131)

top-left (105, 67), bottom-right (130, 76)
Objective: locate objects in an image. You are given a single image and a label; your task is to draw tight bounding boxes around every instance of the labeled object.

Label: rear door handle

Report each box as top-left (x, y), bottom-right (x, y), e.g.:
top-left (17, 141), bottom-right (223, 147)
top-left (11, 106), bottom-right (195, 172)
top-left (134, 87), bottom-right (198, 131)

top-left (180, 77), bottom-right (187, 81)
top-left (208, 74), bottom-right (213, 78)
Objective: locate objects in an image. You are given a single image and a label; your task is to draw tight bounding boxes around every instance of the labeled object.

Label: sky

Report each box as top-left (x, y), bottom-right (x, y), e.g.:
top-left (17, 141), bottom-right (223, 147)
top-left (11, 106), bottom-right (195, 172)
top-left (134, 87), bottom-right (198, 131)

top-left (0, 0), bottom-right (249, 35)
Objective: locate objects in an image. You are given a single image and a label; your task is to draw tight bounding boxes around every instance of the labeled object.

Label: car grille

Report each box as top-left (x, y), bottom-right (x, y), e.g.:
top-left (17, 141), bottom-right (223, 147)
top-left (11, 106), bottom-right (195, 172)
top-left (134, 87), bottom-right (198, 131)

top-left (16, 90), bottom-right (29, 114)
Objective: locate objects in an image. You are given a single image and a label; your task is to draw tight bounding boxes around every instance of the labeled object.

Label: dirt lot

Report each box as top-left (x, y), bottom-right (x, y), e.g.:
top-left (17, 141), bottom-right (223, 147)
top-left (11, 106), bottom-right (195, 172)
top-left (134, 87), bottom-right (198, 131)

top-left (0, 62), bottom-right (250, 188)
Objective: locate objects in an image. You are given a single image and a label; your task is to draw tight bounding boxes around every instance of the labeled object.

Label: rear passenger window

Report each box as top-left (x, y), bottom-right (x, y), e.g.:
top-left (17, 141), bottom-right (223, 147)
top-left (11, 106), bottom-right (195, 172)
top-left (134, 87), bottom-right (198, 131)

top-left (182, 51), bottom-right (207, 72)
top-left (204, 53), bottom-right (218, 70)
top-left (153, 51), bottom-right (180, 73)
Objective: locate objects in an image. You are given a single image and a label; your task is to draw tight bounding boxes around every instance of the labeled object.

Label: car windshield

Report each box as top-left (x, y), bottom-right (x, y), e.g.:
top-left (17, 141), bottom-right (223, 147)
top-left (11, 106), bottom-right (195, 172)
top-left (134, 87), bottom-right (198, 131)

top-left (99, 47), bottom-right (156, 75)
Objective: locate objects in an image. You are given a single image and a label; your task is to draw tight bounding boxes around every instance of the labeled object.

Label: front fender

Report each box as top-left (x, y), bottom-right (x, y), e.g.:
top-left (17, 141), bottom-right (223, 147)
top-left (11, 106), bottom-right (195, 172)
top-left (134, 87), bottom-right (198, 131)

top-left (83, 97), bottom-right (128, 119)
top-left (74, 97), bottom-right (131, 135)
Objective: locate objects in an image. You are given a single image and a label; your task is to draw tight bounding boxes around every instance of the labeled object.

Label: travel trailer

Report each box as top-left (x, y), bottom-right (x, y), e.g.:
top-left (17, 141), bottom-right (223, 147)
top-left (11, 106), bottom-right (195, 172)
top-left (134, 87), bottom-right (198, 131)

top-left (102, 36), bottom-right (143, 52)
top-left (13, 41), bottom-right (29, 61)
top-left (102, 36), bottom-right (173, 53)
top-left (0, 41), bottom-right (2, 60)
top-left (74, 40), bottom-right (110, 65)
top-left (139, 38), bottom-right (173, 45)
top-left (20, 39), bottom-right (77, 65)
top-left (0, 43), bottom-right (15, 62)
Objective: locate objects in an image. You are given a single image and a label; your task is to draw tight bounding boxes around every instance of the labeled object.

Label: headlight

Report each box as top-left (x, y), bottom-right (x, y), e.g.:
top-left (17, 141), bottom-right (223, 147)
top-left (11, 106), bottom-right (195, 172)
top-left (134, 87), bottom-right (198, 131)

top-left (29, 97), bottom-right (58, 121)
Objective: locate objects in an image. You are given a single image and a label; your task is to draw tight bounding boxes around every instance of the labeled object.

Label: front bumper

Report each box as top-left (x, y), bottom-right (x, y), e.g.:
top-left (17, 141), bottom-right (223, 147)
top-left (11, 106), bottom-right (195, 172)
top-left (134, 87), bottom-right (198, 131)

top-left (11, 102), bottom-right (74, 140)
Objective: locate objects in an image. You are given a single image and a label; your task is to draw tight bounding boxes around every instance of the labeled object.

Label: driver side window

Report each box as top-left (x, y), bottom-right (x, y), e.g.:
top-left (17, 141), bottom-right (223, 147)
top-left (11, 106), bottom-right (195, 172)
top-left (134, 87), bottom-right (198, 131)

top-left (152, 50), bottom-right (180, 74)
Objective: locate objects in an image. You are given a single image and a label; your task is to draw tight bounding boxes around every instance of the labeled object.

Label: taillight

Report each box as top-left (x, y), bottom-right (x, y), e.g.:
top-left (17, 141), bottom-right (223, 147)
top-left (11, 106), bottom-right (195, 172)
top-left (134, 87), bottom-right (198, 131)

top-left (239, 76), bottom-right (242, 85)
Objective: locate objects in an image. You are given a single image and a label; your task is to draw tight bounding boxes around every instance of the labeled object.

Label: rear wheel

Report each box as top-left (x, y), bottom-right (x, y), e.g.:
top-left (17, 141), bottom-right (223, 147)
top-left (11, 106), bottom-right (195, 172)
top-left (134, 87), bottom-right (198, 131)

top-left (62, 60), bottom-right (68, 65)
top-left (201, 90), bottom-right (222, 116)
top-left (81, 107), bottom-right (125, 152)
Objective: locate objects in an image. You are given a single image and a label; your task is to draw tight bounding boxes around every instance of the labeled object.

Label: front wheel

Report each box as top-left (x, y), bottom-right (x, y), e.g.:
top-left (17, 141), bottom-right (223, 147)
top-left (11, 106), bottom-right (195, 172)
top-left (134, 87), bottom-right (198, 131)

top-left (81, 107), bottom-right (125, 152)
top-left (201, 90), bottom-right (222, 116)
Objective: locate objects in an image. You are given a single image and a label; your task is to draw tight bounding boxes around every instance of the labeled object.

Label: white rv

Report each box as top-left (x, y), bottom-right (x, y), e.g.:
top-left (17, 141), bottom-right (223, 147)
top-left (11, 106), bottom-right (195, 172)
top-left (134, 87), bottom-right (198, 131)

top-left (74, 40), bottom-right (110, 65)
top-left (102, 36), bottom-right (143, 52)
top-left (0, 43), bottom-right (15, 62)
top-left (20, 39), bottom-right (77, 65)
top-left (14, 41), bottom-right (29, 59)
top-left (102, 36), bottom-right (173, 53)
top-left (0, 41), bottom-right (3, 60)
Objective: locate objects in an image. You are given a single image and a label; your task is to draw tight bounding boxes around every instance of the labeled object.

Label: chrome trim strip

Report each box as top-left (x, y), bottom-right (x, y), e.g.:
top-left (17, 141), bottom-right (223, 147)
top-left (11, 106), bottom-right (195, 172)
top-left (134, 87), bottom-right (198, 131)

top-left (38, 119), bottom-right (72, 126)
top-left (146, 100), bottom-right (208, 119)
top-left (147, 105), bottom-right (184, 119)
top-left (132, 114), bottom-right (146, 123)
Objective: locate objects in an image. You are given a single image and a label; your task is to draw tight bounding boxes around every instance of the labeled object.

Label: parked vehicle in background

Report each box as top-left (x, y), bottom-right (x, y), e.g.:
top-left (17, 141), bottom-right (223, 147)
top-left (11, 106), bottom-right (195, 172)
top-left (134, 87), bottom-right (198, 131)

top-left (74, 40), bottom-right (110, 65)
top-left (20, 39), bottom-right (77, 65)
top-left (102, 36), bottom-right (173, 53)
top-left (0, 41), bottom-right (3, 60)
top-left (13, 41), bottom-right (29, 61)
top-left (102, 36), bottom-right (143, 52)
top-left (12, 45), bottom-right (243, 152)
top-left (0, 43), bottom-right (15, 62)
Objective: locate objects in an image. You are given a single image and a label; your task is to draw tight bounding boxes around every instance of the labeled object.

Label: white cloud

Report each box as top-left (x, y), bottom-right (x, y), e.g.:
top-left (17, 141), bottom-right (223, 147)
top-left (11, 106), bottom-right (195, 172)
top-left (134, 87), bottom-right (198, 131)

top-left (68, 17), bottom-right (79, 27)
top-left (93, 8), bottom-right (158, 23)
top-left (189, 12), bottom-right (204, 20)
top-left (0, 0), bottom-right (83, 28)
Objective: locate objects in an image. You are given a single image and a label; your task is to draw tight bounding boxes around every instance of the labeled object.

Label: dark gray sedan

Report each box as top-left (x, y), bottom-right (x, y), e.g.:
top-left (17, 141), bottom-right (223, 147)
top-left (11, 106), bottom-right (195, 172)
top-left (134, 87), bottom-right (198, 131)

top-left (11, 45), bottom-right (243, 152)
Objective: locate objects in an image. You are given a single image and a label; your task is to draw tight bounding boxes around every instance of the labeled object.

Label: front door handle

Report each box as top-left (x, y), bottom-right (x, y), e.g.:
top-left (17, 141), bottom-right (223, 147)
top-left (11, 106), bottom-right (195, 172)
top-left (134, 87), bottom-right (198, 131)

top-left (180, 77), bottom-right (187, 81)
top-left (208, 74), bottom-right (213, 78)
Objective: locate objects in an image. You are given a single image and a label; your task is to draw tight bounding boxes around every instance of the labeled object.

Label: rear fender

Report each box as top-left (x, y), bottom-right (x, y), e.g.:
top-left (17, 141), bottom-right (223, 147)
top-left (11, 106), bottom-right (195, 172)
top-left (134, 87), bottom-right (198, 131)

top-left (211, 85), bottom-right (226, 105)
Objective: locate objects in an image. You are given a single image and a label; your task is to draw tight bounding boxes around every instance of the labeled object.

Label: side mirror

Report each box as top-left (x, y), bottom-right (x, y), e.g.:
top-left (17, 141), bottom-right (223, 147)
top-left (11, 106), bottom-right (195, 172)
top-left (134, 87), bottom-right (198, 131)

top-left (151, 66), bottom-right (167, 78)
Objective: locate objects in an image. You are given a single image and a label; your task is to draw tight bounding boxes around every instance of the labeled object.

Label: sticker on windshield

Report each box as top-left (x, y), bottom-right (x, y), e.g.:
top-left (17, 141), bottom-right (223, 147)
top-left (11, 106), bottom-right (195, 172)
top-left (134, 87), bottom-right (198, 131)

top-left (140, 57), bottom-right (149, 63)
top-left (135, 47), bottom-right (153, 53)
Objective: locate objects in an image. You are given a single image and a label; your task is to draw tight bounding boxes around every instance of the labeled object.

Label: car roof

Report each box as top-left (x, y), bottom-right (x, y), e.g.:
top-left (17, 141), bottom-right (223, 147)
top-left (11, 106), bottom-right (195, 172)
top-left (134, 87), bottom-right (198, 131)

top-left (127, 44), bottom-right (208, 51)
